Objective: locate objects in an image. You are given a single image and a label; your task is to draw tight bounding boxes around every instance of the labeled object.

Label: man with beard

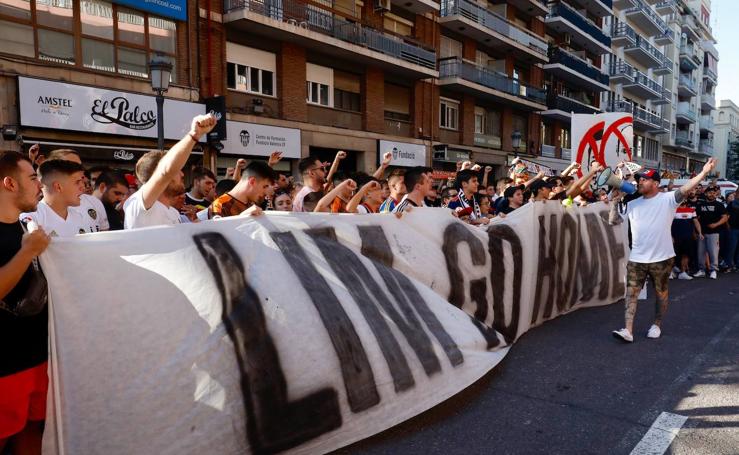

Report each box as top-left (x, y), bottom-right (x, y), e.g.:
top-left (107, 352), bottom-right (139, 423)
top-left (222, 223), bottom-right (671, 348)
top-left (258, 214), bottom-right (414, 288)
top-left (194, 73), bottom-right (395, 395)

top-left (693, 185), bottom-right (729, 279)
top-left (184, 166), bottom-right (216, 209)
top-left (0, 151), bottom-right (50, 455)
top-left (293, 156), bottom-right (328, 212)
top-left (124, 114), bottom-right (216, 229)
top-left (93, 171), bottom-right (129, 231)
top-left (207, 161), bottom-right (275, 218)
top-left (609, 159), bottom-right (716, 342)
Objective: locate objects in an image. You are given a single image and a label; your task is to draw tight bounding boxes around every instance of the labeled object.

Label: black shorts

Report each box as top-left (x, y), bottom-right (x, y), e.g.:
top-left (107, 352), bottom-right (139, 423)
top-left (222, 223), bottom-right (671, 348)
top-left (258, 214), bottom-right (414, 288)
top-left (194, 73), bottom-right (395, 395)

top-left (674, 238), bottom-right (695, 259)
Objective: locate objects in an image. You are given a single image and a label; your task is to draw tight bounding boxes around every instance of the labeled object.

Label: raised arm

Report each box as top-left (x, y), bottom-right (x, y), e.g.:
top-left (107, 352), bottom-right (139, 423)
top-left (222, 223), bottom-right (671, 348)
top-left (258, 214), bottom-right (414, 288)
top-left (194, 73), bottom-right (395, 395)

top-left (232, 158), bottom-right (246, 181)
top-left (481, 166), bottom-right (493, 189)
top-left (347, 180), bottom-right (380, 213)
top-left (323, 151), bottom-right (346, 192)
top-left (522, 171), bottom-right (545, 189)
top-left (679, 158), bottom-right (716, 198)
top-left (314, 179), bottom-right (356, 213)
top-left (141, 114), bottom-right (216, 209)
top-left (567, 161), bottom-right (603, 198)
top-left (373, 152), bottom-right (392, 180)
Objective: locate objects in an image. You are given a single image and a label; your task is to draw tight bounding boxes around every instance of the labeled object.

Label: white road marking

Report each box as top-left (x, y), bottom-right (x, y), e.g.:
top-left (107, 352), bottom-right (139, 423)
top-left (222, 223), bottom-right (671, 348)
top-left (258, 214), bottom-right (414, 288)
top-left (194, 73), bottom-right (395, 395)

top-left (629, 412), bottom-right (688, 455)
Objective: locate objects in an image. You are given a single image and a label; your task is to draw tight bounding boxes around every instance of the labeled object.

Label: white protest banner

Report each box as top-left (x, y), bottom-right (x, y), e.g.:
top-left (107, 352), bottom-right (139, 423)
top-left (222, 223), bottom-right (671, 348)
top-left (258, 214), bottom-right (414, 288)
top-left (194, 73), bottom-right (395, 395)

top-left (221, 121), bottom-right (301, 158)
top-left (41, 203), bottom-right (628, 455)
top-left (18, 77), bottom-right (205, 141)
top-left (571, 112), bottom-right (633, 177)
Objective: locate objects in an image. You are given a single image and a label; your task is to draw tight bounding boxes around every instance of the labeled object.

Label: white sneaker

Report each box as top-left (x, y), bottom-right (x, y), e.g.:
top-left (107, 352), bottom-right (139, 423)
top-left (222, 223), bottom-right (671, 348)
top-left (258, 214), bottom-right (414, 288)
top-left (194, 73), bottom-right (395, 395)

top-left (669, 272), bottom-right (676, 280)
top-left (672, 266), bottom-right (681, 274)
top-left (678, 272), bottom-right (693, 280)
top-left (647, 324), bottom-right (661, 339)
top-left (709, 270), bottom-right (717, 280)
top-left (693, 270), bottom-right (706, 278)
top-left (612, 328), bottom-right (634, 343)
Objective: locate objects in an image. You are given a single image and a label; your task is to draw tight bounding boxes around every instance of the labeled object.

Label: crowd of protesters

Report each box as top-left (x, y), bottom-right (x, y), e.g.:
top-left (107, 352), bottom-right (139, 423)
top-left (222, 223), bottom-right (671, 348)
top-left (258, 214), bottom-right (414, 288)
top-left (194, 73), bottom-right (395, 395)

top-left (1, 113), bottom-right (738, 453)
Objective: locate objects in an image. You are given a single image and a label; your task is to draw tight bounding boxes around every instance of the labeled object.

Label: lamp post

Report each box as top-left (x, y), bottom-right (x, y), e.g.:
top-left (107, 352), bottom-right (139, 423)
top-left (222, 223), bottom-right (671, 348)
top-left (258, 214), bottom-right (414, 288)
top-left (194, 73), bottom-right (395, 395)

top-left (148, 55), bottom-right (173, 151)
top-left (511, 130), bottom-right (522, 154)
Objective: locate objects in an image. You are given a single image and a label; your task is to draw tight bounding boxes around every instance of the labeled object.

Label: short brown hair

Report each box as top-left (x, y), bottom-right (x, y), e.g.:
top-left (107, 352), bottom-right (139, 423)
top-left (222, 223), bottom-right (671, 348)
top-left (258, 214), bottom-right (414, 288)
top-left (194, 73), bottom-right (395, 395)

top-left (0, 150), bottom-right (31, 179)
top-left (47, 149), bottom-right (80, 161)
top-left (135, 150), bottom-right (166, 184)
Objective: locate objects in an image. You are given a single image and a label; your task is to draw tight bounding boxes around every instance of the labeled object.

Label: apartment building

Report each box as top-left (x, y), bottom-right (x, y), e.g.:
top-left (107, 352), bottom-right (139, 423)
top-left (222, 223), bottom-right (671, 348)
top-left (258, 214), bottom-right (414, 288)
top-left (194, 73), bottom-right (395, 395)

top-left (538, 0), bottom-right (612, 170)
top-left (0, 0), bottom-right (207, 170)
top-left (603, 0), bottom-right (672, 170)
top-left (712, 100), bottom-right (739, 180)
top-left (658, 0), bottom-right (717, 175)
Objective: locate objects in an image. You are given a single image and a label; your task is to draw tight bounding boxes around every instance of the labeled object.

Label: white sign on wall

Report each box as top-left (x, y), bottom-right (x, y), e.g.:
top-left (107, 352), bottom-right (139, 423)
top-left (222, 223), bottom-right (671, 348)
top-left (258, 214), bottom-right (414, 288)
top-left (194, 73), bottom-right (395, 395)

top-left (221, 120), bottom-right (301, 158)
top-left (379, 140), bottom-right (427, 167)
top-left (18, 77), bottom-right (205, 141)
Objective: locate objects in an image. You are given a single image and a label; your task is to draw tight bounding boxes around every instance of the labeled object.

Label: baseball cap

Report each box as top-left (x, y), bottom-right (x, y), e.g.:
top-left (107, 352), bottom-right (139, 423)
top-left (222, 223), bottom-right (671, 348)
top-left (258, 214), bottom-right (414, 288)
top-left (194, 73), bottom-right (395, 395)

top-left (635, 169), bottom-right (660, 182)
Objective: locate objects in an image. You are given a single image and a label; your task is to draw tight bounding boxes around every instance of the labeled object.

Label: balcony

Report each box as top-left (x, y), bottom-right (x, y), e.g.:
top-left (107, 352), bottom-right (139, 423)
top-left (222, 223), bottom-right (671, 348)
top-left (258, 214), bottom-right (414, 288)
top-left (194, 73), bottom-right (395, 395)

top-left (633, 105), bottom-right (669, 134)
top-left (613, 0), bottom-right (636, 8)
top-left (603, 99), bottom-right (633, 114)
top-left (653, 55), bottom-right (673, 75)
top-left (654, 27), bottom-right (674, 45)
top-left (679, 45), bottom-right (700, 71)
top-left (440, 0), bottom-right (548, 62)
top-left (699, 115), bottom-right (714, 131)
top-left (223, 0), bottom-right (438, 78)
top-left (702, 39), bottom-right (719, 60)
top-left (674, 133), bottom-right (694, 151)
top-left (567, 0), bottom-right (613, 17)
top-left (545, 2), bottom-right (612, 55)
top-left (676, 102), bottom-right (697, 124)
top-left (655, 0), bottom-right (678, 16)
top-left (622, 70), bottom-right (663, 100)
top-left (609, 60), bottom-right (634, 84)
top-left (385, 118), bottom-right (413, 137)
top-left (703, 66), bottom-right (717, 83)
top-left (652, 88), bottom-right (671, 105)
top-left (611, 21), bottom-right (636, 47)
top-left (543, 47), bottom-right (610, 91)
top-left (389, 0), bottom-right (439, 14)
top-left (438, 58), bottom-right (547, 110)
top-left (624, 0), bottom-right (669, 37)
top-left (701, 92), bottom-right (716, 110)
top-left (682, 14), bottom-right (700, 41)
top-left (699, 139), bottom-right (713, 155)
top-left (541, 144), bottom-right (556, 158)
top-left (677, 75), bottom-right (698, 97)
top-left (624, 35), bottom-right (665, 68)
top-left (541, 92), bottom-right (600, 122)
top-left (506, 0), bottom-right (549, 17)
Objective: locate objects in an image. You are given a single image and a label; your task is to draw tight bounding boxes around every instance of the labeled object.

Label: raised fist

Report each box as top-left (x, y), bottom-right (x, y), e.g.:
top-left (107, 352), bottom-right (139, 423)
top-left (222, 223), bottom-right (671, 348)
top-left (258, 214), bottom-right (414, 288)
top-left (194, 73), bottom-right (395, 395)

top-left (190, 113), bottom-right (217, 140)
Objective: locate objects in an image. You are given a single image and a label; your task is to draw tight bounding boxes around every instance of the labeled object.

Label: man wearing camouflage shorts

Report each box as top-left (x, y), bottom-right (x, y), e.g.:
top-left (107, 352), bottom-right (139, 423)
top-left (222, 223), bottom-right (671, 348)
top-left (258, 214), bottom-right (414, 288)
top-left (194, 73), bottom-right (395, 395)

top-left (609, 159), bottom-right (717, 342)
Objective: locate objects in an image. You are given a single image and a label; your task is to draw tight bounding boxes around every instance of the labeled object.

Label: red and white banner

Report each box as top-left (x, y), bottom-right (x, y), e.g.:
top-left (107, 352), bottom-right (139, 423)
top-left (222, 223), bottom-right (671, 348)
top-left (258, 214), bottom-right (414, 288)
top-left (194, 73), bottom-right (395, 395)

top-left (571, 113), bottom-right (633, 177)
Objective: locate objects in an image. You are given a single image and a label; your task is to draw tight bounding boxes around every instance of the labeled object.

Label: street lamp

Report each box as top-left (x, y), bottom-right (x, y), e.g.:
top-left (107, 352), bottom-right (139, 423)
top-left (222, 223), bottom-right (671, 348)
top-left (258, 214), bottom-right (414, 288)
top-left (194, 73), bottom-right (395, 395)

top-left (511, 130), bottom-right (522, 153)
top-left (149, 55), bottom-right (173, 151)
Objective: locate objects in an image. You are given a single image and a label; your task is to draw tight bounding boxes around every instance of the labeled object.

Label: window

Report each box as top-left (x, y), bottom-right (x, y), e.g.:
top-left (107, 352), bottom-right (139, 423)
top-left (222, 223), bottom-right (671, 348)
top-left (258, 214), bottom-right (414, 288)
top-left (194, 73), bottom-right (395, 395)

top-left (385, 83), bottom-right (410, 121)
top-left (440, 98), bottom-right (459, 130)
top-left (0, 1), bottom-right (178, 82)
top-left (475, 107), bottom-right (485, 134)
top-left (334, 70), bottom-right (360, 112)
top-left (307, 81), bottom-right (330, 106)
top-left (306, 63), bottom-right (333, 107)
top-left (226, 43), bottom-right (277, 97)
top-left (384, 13), bottom-right (413, 37)
top-left (440, 36), bottom-right (462, 59)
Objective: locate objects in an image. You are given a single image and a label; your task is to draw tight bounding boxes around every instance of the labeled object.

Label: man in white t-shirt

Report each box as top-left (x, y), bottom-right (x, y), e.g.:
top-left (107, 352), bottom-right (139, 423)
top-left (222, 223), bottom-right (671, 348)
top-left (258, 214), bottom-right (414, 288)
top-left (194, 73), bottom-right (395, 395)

top-left (20, 160), bottom-right (95, 237)
top-left (123, 114), bottom-right (217, 229)
top-left (609, 158), bottom-right (717, 342)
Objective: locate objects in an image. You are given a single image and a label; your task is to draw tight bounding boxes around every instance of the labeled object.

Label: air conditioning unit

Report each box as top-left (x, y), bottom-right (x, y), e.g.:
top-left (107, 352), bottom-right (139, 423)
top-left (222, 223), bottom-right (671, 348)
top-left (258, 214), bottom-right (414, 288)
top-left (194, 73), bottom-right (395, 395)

top-left (375, 0), bottom-right (391, 12)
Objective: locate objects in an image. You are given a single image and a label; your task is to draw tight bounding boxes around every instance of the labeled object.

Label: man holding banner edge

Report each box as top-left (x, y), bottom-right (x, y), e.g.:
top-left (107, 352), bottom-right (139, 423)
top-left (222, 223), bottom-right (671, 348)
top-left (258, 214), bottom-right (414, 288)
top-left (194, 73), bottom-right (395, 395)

top-left (609, 158), bottom-right (717, 342)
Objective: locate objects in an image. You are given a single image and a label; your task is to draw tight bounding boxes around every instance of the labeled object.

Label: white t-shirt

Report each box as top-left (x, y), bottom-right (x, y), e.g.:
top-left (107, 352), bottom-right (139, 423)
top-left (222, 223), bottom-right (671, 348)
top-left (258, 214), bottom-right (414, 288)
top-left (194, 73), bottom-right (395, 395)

top-left (292, 185), bottom-right (314, 212)
top-left (21, 200), bottom-right (96, 238)
top-left (74, 194), bottom-right (109, 232)
top-left (123, 190), bottom-right (182, 230)
top-left (622, 191), bottom-right (680, 263)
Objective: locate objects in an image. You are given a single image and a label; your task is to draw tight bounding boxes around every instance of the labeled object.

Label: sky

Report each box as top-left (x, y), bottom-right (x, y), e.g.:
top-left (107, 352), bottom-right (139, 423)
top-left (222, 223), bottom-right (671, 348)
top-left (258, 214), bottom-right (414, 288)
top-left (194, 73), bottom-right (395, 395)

top-left (712, 0), bottom-right (736, 104)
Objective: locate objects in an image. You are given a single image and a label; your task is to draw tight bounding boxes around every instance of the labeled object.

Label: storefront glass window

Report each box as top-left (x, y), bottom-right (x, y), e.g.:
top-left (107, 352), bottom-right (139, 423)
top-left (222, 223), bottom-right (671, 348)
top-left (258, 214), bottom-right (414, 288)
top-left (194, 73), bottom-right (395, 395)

top-left (82, 38), bottom-right (115, 72)
top-left (117, 8), bottom-right (146, 46)
top-left (81, 0), bottom-right (114, 40)
top-left (38, 29), bottom-right (75, 65)
top-left (149, 16), bottom-right (176, 54)
top-left (117, 47), bottom-right (147, 78)
top-left (36, 0), bottom-right (74, 31)
top-left (0, 20), bottom-right (34, 57)
top-left (0, 0), bottom-right (30, 19)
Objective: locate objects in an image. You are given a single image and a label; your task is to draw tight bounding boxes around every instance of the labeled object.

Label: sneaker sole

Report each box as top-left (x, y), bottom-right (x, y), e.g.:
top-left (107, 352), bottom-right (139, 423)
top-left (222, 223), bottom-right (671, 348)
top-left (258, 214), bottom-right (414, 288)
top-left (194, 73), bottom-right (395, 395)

top-left (612, 332), bottom-right (633, 343)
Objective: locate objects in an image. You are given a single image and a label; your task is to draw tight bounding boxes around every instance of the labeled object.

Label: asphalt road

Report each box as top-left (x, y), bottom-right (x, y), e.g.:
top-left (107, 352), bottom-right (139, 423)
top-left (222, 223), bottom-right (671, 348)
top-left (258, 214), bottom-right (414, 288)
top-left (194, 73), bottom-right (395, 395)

top-left (336, 273), bottom-right (739, 455)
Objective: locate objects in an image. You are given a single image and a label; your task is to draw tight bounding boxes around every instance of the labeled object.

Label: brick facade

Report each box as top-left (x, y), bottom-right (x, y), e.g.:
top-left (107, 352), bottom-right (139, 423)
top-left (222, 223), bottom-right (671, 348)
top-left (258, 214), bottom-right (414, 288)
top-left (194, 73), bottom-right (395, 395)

top-left (277, 43), bottom-right (308, 123)
top-left (362, 67), bottom-right (385, 134)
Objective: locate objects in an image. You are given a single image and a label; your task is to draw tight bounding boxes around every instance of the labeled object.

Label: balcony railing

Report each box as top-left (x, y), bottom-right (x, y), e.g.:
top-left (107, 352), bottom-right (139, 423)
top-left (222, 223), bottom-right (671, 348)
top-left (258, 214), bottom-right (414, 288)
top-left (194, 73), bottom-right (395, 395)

top-left (676, 102), bottom-right (697, 122)
top-left (680, 44), bottom-right (701, 63)
top-left (546, 92), bottom-right (600, 114)
top-left (678, 75), bottom-right (697, 92)
top-left (548, 48), bottom-right (609, 85)
top-left (655, 28), bottom-right (674, 44)
top-left (675, 133), bottom-right (693, 148)
top-left (631, 70), bottom-right (662, 95)
top-left (547, 2), bottom-right (611, 48)
top-left (699, 140), bottom-right (713, 155)
top-left (627, 35), bottom-right (665, 63)
top-left (625, 0), bottom-right (668, 34)
top-left (224, 0), bottom-right (436, 69)
top-left (699, 115), bottom-right (714, 130)
top-left (439, 58), bottom-right (547, 104)
top-left (609, 61), bottom-right (634, 79)
top-left (603, 99), bottom-right (634, 113)
top-left (703, 66), bottom-right (718, 81)
top-left (612, 21), bottom-right (636, 43)
top-left (633, 105), bottom-right (668, 131)
top-left (441, 0), bottom-right (548, 57)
